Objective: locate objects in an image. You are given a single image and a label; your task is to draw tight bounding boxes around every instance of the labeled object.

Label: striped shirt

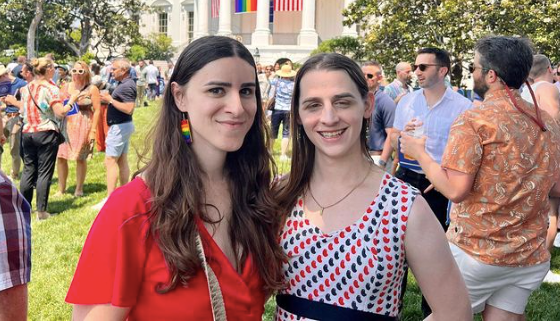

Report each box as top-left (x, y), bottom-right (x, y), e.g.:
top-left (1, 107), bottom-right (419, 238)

top-left (393, 87), bottom-right (473, 171)
top-left (21, 81), bottom-right (61, 133)
top-left (384, 79), bottom-right (412, 102)
top-left (0, 172), bottom-right (31, 291)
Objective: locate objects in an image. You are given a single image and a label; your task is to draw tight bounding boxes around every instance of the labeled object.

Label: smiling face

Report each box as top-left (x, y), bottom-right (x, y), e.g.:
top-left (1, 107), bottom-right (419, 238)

top-left (297, 69), bottom-right (373, 160)
top-left (172, 57), bottom-right (258, 157)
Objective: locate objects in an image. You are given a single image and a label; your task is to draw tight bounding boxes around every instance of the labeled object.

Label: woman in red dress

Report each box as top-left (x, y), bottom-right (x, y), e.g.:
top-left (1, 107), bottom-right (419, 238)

top-left (56, 61), bottom-right (101, 196)
top-left (66, 36), bottom-right (284, 320)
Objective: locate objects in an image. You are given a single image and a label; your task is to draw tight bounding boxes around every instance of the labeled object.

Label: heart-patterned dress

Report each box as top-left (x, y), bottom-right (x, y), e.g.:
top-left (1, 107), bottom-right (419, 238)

top-left (276, 174), bottom-right (419, 320)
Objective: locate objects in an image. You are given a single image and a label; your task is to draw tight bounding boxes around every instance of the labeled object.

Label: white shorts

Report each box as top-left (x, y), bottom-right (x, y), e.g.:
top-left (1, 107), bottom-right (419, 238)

top-left (449, 243), bottom-right (549, 315)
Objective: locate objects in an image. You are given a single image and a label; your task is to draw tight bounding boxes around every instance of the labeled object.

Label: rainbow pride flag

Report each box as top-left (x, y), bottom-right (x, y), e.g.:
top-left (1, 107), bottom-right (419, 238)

top-left (235, 0), bottom-right (257, 13)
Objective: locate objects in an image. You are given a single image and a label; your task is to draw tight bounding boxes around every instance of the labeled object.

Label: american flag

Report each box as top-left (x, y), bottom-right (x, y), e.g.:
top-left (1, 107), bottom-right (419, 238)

top-left (212, 0), bottom-right (220, 18)
top-left (274, 0), bottom-right (302, 11)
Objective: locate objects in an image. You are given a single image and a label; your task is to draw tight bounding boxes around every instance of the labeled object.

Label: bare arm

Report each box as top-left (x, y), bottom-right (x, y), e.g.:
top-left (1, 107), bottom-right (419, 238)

top-left (400, 135), bottom-right (476, 203)
top-left (72, 304), bottom-right (130, 321)
top-left (89, 86), bottom-right (102, 141)
top-left (100, 92), bottom-right (134, 115)
top-left (380, 128), bottom-right (394, 163)
top-left (535, 83), bottom-right (560, 119)
top-left (0, 284), bottom-right (28, 321)
top-left (405, 197), bottom-right (472, 321)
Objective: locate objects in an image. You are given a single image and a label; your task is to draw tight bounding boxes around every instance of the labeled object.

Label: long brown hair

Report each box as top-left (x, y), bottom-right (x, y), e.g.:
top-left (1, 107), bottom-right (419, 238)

top-left (138, 36), bottom-right (284, 293)
top-left (276, 53), bottom-right (372, 216)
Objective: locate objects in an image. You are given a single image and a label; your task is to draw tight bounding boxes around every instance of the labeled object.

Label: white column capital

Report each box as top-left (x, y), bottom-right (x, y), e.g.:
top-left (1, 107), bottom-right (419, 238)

top-left (217, 0), bottom-right (232, 36)
top-left (251, 0), bottom-right (271, 46)
top-left (298, 0), bottom-right (318, 46)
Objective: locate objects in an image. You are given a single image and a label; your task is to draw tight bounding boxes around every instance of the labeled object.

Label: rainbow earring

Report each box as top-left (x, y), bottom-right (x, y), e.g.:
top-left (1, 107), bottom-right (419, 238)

top-left (181, 112), bottom-right (192, 144)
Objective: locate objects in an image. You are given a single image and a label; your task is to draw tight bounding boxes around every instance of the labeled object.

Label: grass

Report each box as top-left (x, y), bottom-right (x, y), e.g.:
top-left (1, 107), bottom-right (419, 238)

top-left (5, 100), bottom-right (559, 320)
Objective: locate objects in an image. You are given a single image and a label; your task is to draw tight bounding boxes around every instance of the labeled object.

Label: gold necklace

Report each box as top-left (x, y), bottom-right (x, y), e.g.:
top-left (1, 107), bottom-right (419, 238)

top-left (308, 165), bottom-right (372, 216)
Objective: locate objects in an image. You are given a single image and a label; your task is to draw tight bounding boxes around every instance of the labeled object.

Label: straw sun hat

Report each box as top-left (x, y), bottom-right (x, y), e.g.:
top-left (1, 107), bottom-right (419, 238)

top-left (275, 64), bottom-right (297, 78)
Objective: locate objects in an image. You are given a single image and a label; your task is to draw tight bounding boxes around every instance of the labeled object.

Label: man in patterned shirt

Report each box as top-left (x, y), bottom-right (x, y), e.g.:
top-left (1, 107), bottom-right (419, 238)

top-left (0, 171), bottom-right (31, 320)
top-left (400, 36), bottom-right (560, 320)
top-left (383, 62), bottom-right (413, 104)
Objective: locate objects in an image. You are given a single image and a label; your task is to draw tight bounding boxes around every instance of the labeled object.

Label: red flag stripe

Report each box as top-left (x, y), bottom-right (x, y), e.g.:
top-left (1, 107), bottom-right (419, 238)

top-left (212, 0), bottom-right (220, 18)
top-left (274, 0), bottom-right (302, 11)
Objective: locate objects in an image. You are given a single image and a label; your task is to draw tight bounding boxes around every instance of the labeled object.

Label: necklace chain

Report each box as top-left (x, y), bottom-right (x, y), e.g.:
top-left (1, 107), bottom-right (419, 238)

top-left (308, 165), bottom-right (372, 216)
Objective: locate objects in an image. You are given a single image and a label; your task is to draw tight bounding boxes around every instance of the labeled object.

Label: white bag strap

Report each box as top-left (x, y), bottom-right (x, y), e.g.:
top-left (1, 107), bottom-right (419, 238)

top-left (195, 233), bottom-right (228, 321)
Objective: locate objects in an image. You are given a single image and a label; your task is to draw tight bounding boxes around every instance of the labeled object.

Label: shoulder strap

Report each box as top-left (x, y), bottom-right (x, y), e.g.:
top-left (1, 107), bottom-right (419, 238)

top-left (26, 85), bottom-right (45, 115)
top-left (195, 233), bottom-right (227, 321)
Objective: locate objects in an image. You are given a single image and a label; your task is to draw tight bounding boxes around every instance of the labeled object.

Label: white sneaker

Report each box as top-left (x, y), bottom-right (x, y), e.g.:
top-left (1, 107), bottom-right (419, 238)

top-left (91, 197), bottom-right (108, 211)
top-left (543, 270), bottom-right (560, 283)
top-left (554, 233), bottom-right (560, 248)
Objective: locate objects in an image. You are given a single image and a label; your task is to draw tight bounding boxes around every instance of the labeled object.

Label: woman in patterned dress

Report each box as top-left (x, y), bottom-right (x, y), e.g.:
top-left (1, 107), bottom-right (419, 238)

top-left (274, 53), bottom-right (471, 320)
top-left (56, 61), bottom-right (101, 196)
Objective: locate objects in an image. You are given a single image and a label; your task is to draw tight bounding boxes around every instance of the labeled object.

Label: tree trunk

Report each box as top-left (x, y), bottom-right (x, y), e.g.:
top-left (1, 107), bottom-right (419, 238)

top-left (79, 17), bottom-right (92, 56)
top-left (27, 0), bottom-right (45, 59)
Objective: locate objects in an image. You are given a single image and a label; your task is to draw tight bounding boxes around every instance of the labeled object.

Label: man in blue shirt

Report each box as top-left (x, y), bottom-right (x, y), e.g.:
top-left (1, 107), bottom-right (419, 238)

top-left (0, 64), bottom-right (27, 179)
top-left (390, 47), bottom-right (472, 317)
top-left (362, 61), bottom-right (396, 172)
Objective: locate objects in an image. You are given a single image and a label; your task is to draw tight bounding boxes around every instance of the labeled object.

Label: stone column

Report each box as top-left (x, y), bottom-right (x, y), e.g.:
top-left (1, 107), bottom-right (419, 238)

top-left (298, 0), bottom-right (318, 46)
top-left (251, 0), bottom-right (271, 46)
top-left (217, 0), bottom-right (232, 36)
top-left (341, 0), bottom-right (358, 37)
top-left (194, 0), bottom-right (209, 38)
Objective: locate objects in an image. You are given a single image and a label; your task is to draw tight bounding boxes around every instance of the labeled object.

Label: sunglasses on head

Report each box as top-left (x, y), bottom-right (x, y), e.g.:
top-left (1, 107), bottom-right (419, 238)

top-left (413, 64), bottom-right (441, 72)
top-left (71, 69), bottom-right (85, 75)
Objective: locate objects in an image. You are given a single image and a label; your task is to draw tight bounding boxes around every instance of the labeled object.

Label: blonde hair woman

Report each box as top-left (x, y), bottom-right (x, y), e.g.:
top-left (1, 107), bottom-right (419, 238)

top-left (55, 61), bottom-right (101, 197)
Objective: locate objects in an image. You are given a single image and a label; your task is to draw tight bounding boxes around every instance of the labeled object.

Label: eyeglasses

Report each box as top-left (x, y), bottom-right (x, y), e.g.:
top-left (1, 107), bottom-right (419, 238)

top-left (365, 73), bottom-right (375, 79)
top-left (71, 69), bottom-right (85, 75)
top-left (413, 64), bottom-right (442, 72)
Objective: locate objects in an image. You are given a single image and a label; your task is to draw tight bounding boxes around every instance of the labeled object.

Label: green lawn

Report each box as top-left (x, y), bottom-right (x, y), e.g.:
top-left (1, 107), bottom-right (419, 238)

top-left (6, 101), bottom-right (559, 320)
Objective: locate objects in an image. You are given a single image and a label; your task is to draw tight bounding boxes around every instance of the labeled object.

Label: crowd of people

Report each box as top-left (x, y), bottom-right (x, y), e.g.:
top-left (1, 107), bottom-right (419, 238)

top-left (0, 34), bottom-right (559, 321)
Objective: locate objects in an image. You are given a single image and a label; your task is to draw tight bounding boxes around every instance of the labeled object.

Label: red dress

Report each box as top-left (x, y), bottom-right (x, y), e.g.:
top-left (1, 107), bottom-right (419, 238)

top-left (66, 177), bottom-right (266, 320)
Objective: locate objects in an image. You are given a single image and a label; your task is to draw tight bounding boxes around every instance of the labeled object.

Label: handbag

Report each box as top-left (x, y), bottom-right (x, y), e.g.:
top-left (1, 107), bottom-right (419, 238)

top-left (26, 85), bottom-right (68, 146)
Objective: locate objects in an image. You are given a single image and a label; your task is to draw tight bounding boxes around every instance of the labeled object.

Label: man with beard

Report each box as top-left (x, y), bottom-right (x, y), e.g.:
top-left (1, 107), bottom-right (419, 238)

top-left (390, 47), bottom-right (472, 318)
top-left (384, 62), bottom-right (413, 104)
top-left (400, 36), bottom-right (560, 321)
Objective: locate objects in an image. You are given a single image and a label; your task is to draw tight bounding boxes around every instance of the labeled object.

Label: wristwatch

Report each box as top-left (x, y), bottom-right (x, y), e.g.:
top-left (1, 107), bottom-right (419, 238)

top-left (378, 159), bottom-right (387, 167)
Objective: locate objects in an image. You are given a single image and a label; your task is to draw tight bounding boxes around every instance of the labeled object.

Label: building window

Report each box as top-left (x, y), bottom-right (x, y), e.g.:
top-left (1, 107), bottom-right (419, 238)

top-left (158, 12), bottom-right (168, 34)
top-left (188, 11), bottom-right (194, 42)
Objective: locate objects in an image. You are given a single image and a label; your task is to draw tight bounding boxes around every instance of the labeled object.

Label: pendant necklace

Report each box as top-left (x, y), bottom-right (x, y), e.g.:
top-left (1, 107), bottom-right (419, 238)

top-left (308, 165), bottom-right (372, 216)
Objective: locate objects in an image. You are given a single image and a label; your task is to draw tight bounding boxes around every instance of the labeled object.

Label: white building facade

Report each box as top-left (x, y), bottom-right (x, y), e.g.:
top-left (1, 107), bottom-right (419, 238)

top-left (139, 0), bottom-right (358, 64)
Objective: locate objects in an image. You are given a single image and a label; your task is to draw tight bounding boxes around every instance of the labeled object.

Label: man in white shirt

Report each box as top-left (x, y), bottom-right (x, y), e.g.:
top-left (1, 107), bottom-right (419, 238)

top-left (144, 60), bottom-right (160, 101)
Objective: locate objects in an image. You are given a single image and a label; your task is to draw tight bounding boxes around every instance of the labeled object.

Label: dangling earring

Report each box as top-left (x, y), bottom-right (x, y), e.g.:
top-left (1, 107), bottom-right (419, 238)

top-left (181, 112), bottom-right (193, 144)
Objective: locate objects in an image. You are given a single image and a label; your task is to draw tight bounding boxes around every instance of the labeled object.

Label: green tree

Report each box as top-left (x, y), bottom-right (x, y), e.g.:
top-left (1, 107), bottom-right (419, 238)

top-left (142, 33), bottom-right (176, 61)
top-left (311, 36), bottom-right (366, 61)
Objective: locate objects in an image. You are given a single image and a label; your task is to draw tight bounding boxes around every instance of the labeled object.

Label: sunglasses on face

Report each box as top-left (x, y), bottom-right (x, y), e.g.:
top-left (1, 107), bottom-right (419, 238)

top-left (468, 63), bottom-right (487, 74)
top-left (72, 69), bottom-right (85, 75)
top-left (413, 64), bottom-right (441, 72)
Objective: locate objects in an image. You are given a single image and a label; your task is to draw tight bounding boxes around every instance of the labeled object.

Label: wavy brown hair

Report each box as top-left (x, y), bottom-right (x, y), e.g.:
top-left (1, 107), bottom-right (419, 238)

top-left (276, 53), bottom-right (372, 217)
top-left (137, 36), bottom-right (284, 294)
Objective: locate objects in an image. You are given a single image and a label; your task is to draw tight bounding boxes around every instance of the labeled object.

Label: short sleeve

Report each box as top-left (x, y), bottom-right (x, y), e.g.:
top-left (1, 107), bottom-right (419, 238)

top-left (392, 98), bottom-right (407, 131)
top-left (47, 85), bottom-right (62, 108)
top-left (114, 82), bottom-right (137, 103)
top-left (381, 99), bottom-right (396, 129)
top-left (0, 176), bottom-right (31, 292)
top-left (441, 112), bottom-right (483, 174)
top-left (66, 182), bottom-right (151, 306)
